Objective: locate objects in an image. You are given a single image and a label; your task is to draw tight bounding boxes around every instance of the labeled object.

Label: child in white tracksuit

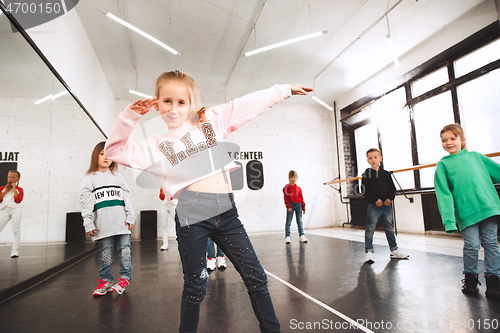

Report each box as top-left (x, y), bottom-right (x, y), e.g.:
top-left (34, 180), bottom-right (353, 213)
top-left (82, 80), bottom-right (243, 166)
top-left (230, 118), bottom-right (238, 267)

top-left (0, 170), bottom-right (24, 258)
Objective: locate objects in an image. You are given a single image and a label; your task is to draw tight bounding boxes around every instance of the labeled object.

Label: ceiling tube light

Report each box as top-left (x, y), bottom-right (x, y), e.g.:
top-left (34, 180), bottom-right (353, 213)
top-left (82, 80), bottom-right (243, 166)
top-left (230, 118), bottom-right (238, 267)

top-left (34, 90), bottom-right (69, 105)
top-left (245, 30), bottom-right (327, 57)
top-left (34, 94), bottom-right (53, 105)
top-left (312, 96), bottom-right (333, 111)
top-left (51, 90), bottom-right (69, 100)
top-left (102, 10), bottom-right (180, 56)
top-left (386, 36), bottom-right (400, 69)
top-left (129, 89), bottom-right (153, 99)
top-left (385, 15), bottom-right (400, 70)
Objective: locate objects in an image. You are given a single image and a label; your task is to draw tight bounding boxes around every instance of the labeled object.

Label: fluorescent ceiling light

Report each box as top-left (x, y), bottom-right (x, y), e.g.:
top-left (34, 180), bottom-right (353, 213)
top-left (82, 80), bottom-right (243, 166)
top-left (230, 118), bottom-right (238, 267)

top-left (34, 95), bottom-right (53, 105)
top-left (102, 10), bottom-right (179, 56)
top-left (312, 96), bottom-right (333, 111)
top-left (129, 89), bottom-right (153, 99)
top-left (51, 90), bottom-right (69, 99)
top-left (386, 36), bottom-right (400, 70)
top-left (34, 90), bottom-right (68, 105)
top-left (245, 30), bottom-right (327, 57)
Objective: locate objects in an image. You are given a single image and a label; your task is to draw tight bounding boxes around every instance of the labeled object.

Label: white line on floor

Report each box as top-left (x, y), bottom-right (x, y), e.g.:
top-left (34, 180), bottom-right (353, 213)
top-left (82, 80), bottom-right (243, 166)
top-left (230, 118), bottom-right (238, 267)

top-left (265, 270), bottom-right (374, 333)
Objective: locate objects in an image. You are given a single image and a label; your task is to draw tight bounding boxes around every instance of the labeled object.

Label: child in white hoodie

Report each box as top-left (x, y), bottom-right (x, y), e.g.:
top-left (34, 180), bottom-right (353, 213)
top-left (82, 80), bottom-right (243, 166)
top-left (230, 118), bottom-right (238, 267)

top-left (80, 141), bottom-right (135, 296)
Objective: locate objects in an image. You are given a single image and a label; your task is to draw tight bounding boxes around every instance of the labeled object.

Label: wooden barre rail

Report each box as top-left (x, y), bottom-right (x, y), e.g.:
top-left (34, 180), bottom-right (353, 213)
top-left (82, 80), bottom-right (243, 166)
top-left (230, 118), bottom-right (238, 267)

top-left (324, 151), bottom-right (500, 185)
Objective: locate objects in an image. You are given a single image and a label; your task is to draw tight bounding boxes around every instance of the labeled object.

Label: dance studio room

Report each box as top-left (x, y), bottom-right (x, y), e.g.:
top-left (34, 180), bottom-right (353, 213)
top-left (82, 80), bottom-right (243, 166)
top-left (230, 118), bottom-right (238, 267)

top-left (1, 0), bottom-right (500, 332)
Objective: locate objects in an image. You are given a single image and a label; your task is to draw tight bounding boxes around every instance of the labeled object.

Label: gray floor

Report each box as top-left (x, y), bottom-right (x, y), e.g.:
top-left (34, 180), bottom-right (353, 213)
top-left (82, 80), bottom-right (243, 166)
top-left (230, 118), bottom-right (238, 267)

top-left (0, 229), bottom-right (500, 332)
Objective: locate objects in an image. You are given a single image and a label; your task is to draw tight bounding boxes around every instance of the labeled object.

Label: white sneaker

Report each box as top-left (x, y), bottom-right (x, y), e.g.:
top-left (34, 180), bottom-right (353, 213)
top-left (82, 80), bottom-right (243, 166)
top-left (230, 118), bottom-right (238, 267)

top-left (365, 252), bottom-right (374, 264)
top-left (207, 257), bottom-right (217, 271)
top-left (285, 236), bottom-right (291, 244)
top-left (299, 235), bottom-right (308, 243)
top-left (160, 243), bottom-right (169, 251)
top-left (216, 256), bottom-right (227, 269)
top-left (390, 249), bottom-right (409, 259)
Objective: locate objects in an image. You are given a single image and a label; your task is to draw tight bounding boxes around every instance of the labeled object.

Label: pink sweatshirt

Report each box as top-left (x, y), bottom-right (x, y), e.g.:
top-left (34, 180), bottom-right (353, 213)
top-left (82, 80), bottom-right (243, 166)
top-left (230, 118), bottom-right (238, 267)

top-left (105, 84), bottom-right (291, 200)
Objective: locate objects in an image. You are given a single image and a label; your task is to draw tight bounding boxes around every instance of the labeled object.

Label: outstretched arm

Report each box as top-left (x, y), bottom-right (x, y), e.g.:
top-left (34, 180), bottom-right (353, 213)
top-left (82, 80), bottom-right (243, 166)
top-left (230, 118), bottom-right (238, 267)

top-left (290, 84), bottom-right (313, 95)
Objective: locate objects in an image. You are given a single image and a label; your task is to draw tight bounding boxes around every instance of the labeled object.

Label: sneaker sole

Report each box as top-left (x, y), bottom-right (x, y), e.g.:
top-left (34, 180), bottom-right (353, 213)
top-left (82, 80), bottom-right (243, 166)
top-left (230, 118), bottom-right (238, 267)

top-left (93, 288), bottom-right (112, 296)
top-left (112, 287), bottom-right (125, 295)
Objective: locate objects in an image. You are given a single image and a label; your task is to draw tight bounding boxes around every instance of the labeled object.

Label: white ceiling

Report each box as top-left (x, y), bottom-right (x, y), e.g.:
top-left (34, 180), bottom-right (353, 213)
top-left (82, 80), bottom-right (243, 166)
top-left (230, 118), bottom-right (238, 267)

top-left (1, 0), bottom-right (490, 108)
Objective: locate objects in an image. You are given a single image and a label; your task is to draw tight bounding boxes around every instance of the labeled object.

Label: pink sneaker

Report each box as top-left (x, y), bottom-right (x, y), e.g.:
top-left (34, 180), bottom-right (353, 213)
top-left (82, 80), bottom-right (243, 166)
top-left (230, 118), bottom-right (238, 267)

top-left (93, 279), bottom-right (112, 296)
top-left (112, 278), bottom-right (130, 295)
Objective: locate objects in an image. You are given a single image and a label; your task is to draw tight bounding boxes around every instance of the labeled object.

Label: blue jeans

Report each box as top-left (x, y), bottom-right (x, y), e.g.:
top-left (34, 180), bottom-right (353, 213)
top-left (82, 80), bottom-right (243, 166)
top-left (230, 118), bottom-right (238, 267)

top-left (175, 190), bottom-right (280, 333)
top-left (285, 202), bottom-right (304, 237)
top-left (207, 237), bottom-right (224, 258)
top-left (365, 203), bottom-right (398, 253)
top-left (98, 234), bottom-right (132, 282)
top-left (461, 216), bottom-right (500, 277)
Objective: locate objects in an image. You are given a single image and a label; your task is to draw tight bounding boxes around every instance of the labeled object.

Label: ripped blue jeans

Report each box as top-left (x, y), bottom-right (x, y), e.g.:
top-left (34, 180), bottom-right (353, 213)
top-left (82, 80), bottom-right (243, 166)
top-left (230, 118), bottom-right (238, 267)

top-left (98, 234), bottom-right (132, 282)
top-left (175, 190), bottom-right (280, 333)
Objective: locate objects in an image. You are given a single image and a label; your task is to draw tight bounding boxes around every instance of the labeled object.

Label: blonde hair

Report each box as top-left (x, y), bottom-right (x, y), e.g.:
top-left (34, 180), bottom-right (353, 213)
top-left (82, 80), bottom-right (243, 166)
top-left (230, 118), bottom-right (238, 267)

top-left (440, 124), bottom-right (467, 150)
top-left (86, 141), bottom-right (117, 174)
top-left (366, 148), bottom-right (381, 157)
top-left (8, 170), bottom-right (20, 183)
top-left (154, 70), bottom-right (206, 123)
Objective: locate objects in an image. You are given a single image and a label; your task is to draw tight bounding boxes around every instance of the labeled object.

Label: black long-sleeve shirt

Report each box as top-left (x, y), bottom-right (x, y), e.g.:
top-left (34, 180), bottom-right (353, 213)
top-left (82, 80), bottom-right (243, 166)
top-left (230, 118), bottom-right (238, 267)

top-left (361, 168), bottom-right (396, 204)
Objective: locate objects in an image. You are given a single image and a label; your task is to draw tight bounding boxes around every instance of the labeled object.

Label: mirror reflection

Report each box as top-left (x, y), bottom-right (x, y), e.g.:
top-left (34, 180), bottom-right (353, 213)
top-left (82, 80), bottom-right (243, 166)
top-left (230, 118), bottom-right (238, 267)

top-left (0, 12), bottom-right (101, 292)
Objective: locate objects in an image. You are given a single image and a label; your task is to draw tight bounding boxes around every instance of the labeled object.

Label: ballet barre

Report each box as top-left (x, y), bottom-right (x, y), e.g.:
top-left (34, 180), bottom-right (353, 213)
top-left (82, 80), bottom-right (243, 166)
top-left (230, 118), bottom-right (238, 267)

top-left (324, 151), bottom-right (500, 185)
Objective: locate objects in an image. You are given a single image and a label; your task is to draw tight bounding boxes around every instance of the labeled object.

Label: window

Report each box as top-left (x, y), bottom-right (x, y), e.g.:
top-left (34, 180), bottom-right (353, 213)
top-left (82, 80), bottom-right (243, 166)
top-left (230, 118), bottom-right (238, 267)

top-left (354, 123), bottom-right (378, 175)
top-left (458, 68), bottom-right (500, 164)
top-left (411, 67), bottom-right (449, 97)
top-left (342, 26), bottom-right (500, 194)
top-left (372, 88), bottom-right (414, 189)
top-left (454, 38), bottom-right (500, 77)
top-left (413, 91), bottom-right (455, 188)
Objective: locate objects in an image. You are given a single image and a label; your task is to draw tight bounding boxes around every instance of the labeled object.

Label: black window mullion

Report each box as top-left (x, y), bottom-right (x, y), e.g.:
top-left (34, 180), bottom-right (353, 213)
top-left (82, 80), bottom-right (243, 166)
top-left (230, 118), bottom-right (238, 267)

top-left (405, 82), bottom-right (421, 189)
top-left (448, 62), bottom-right (461, 124)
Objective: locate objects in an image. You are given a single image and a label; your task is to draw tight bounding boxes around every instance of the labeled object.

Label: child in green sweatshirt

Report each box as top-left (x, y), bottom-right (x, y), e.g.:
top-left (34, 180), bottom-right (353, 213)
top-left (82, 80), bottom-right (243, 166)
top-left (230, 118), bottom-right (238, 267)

top-left (434, 124), bottom-right (500, 300)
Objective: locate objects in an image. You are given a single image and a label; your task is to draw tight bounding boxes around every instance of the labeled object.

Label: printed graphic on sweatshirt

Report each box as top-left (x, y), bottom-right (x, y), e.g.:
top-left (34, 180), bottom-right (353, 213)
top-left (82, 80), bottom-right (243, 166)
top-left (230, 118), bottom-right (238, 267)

top-left (131, 113), bottom-right (263, 227)
top-left (92, 185), bottom-right (124, 212)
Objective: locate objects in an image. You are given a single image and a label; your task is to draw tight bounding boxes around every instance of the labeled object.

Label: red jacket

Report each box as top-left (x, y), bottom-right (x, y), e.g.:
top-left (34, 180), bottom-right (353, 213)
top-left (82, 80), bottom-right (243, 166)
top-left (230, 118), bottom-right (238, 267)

top-left (0, 186), bottom-right (24, 204)
top-left (283, 184), bottom-right (305, 210)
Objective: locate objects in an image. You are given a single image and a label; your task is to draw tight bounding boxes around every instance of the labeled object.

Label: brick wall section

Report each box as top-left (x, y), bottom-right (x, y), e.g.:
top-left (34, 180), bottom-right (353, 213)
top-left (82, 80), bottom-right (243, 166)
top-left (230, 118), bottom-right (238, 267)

top-left (342, 128), bottom-right (356, 196)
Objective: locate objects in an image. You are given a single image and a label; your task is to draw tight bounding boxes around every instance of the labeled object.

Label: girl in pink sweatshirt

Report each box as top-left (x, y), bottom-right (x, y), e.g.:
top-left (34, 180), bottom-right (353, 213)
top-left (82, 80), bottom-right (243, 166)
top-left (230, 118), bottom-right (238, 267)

top-left (105, 70), bottom-right (312, 333)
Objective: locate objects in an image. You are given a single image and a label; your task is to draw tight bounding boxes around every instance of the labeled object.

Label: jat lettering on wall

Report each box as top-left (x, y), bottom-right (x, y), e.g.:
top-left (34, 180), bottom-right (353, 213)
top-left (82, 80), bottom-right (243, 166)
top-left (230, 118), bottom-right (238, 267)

top-left (0, 152), bottom-right (20, 161)
top-left (92, 185), bottom-right (124, 211)
top-left (0, 152), bottom-right (19, 184)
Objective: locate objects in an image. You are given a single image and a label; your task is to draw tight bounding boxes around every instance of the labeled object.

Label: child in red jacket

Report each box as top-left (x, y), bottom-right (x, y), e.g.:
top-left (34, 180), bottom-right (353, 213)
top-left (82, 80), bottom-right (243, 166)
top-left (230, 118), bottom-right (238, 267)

top-left (283, 170), bottom-right (307, 244)
top-left (0, 170), bottom-right (24, 258)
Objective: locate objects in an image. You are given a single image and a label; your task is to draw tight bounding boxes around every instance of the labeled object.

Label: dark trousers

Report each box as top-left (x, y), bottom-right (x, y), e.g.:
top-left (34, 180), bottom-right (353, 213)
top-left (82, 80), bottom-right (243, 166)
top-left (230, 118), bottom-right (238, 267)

top-left (175, 190), bottom-right (281, 333)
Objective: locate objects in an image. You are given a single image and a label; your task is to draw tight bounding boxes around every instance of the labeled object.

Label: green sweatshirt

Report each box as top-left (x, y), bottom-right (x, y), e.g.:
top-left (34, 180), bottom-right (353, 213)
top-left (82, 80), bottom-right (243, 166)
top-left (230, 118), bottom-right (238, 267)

top-left (434, 149), bottom-right (500, 233)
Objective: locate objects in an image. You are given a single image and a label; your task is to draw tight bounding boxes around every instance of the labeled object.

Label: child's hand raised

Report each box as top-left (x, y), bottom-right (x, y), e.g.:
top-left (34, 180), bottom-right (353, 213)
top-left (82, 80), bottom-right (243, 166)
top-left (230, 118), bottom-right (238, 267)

top-left (129, 97), bottom-right (157, 115)
top-left (290, 85), bottom-right (313, 95)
